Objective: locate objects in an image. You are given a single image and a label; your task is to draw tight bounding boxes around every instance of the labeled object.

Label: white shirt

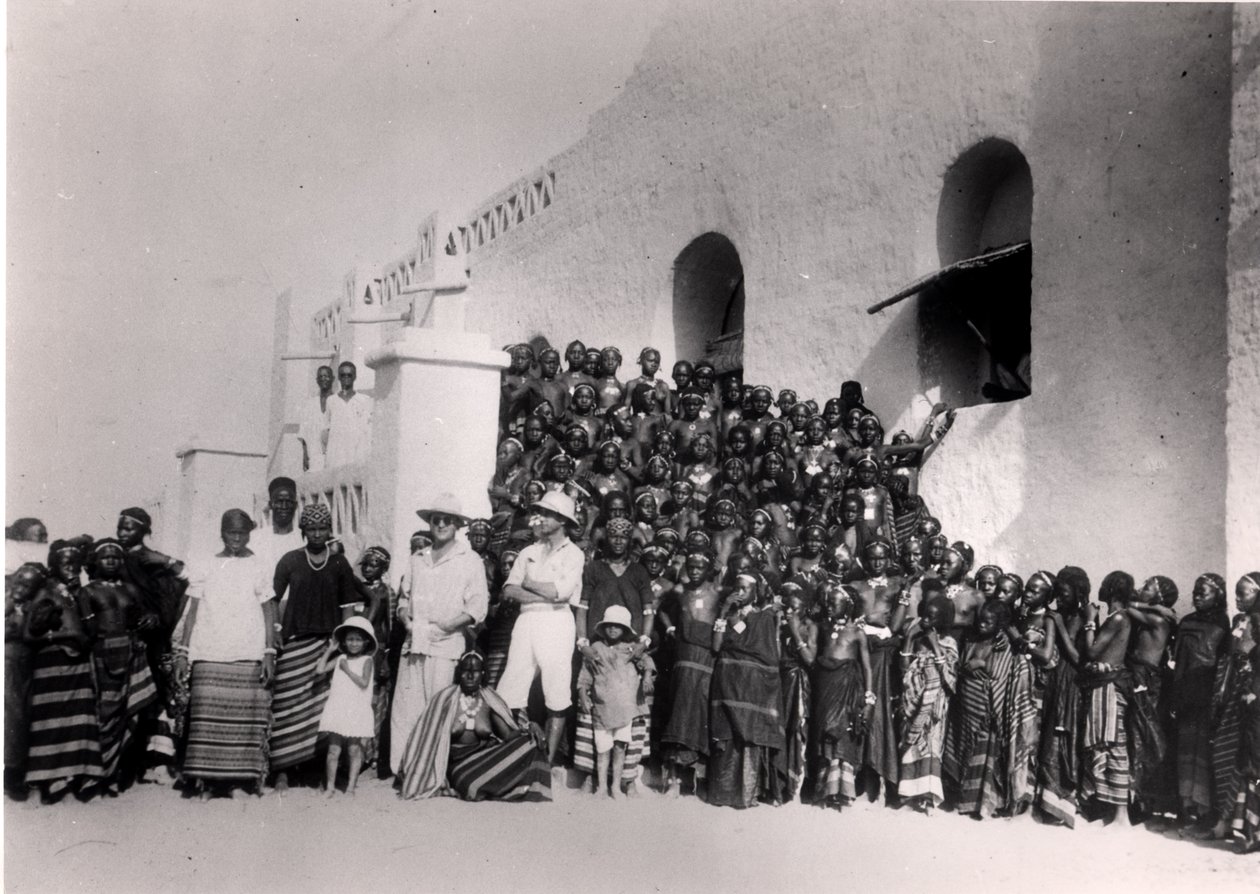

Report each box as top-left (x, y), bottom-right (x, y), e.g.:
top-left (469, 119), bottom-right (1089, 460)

top-left (299, 396), bottom-right (331, 472)
top-left (506, 537), bottom-right (585, 608)
top-left (250, 526), bottom-right (305, 581)
top-left (400, 540), bottom-right (489, 659)
top-left (325, 391), bottom-right (374, 467)
top-left (187, 552), bottom-right (274, 663)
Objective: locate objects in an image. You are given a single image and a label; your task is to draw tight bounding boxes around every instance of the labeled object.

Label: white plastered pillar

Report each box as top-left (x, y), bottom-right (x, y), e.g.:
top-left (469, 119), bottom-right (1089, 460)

top-left (365, 327), bottom-right (507, 574)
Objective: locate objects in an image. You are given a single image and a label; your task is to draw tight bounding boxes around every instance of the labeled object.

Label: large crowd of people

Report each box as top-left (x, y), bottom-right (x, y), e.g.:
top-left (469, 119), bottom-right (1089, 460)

top-left (4, 337), bottom-right (1258, 857)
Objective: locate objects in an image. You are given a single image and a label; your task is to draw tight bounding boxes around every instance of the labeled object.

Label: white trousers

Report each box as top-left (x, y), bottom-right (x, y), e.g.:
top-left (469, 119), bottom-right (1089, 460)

top-left (496, 609), bottom-right (575, 712)
top-left (389, 653), bottom-right (457, 775)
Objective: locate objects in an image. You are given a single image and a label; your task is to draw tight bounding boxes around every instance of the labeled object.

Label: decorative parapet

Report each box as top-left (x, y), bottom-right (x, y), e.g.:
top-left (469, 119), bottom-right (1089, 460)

top-left (457, 170), bottom-right (555, 255)
top-left (312, 302), bottom-right (342, 354)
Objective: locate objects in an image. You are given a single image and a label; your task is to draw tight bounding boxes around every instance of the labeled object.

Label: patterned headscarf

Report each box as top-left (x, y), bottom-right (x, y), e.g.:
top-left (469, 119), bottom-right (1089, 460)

top-left (605, 518), bottom-right (634, 537)
top-left (299, 502), bottom-right (333, 531)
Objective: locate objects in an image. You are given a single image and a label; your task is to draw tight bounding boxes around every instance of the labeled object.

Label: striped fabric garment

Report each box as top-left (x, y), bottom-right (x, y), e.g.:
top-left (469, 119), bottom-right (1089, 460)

top-left (1035, 660), bottom-right (1080, 827)
top-left (956, 640), bottom-right (1025, 818)
top-left (183, 660), bottom-right (272, 784)
top-left (898, 638), bottom-right (958, 808)
top-left (447, 735), bottom-right (552, 801)
top-left (818, 758), bottom-right (857, 804)
top-left (94, 635), bottom-right (159, 781)
top-left (1080, 678), bottom-right (1130, 807)
top-left (1232, 778), bottom-right (1260, 849)
top-left (398, 684), bottom-right (550, 802)
top-left (268, 636), bottom-right (332, 772)
top-left (1211, 654), bottom-right (1246, 816)
top-left (1007, 655), bottom-right (1039, 811)
top-left (24, 645), bottom-right (105, 795)
top-left (775, 664), bottom-right (810, 802)
top-left (572, 710), bottom-right (649, 781)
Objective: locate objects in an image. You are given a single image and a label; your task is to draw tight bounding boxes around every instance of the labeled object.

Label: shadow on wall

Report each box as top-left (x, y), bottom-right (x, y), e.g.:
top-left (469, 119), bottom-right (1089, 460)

top-left (849, 299), bottom-right (927, 424)
top-left (924, 139), bottom-right (1033, 410)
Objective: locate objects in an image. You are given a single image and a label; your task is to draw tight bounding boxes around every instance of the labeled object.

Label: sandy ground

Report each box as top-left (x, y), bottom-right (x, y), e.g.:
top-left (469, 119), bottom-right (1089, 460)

top-left (3, 775), bottom-right (1255, 894)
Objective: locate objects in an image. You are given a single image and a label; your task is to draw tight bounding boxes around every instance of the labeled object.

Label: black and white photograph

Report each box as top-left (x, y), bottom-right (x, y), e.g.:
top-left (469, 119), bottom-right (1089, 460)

top-left (4, 1), bottom-right (1259, 891)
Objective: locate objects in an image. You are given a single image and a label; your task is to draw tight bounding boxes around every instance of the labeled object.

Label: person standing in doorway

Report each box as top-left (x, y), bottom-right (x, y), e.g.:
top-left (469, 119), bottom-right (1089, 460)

top-left (324, 361), bottom-right (373, 467)
top-left (299, 365), bottom-right (335, 473)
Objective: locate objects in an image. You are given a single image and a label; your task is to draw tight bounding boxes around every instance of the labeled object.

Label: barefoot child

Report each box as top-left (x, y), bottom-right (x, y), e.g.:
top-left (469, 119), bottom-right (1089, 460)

top-left (576, 606), bottom-right (654, 798)
top-left (317, 617), bottom-right (377, 796)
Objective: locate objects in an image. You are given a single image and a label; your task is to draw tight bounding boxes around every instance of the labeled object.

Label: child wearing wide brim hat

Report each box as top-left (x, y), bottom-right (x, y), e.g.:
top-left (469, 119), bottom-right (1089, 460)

top-left (595, 604), bottom-right (637, 640)
top-left (317, 615), bottom-right (379, 797)
top-left (332, 615), bottom-right (379, 653)
top-left (575, 605), bottom-right (655, 798)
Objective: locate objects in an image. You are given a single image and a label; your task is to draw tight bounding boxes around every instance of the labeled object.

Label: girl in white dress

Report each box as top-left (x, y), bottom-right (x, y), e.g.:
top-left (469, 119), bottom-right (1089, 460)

top-left (316, 616), bottom-right (376, 796)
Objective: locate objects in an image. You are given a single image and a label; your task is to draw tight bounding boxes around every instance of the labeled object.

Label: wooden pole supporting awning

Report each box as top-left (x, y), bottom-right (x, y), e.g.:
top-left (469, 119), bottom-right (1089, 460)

top-left (865, 241), bottom-right (1031, 315)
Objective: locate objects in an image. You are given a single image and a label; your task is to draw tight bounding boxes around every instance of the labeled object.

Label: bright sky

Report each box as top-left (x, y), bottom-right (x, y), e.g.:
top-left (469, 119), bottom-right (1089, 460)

top-left (5, 0), bottom-right (669, 540)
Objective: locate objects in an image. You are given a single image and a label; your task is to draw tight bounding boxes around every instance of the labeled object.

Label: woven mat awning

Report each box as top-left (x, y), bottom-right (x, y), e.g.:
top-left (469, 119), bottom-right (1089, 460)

top-left (866, 241), bottom-right (1030, 314)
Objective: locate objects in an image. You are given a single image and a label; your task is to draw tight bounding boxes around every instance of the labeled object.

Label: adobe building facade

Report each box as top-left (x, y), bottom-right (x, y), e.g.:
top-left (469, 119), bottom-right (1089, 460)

top-left (259, 0), bottom-right (1256, 592)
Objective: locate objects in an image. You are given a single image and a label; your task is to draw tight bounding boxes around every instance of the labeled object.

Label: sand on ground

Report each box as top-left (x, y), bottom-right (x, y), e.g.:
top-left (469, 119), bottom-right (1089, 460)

top-left (3, 775), bottom-right (1255, 894)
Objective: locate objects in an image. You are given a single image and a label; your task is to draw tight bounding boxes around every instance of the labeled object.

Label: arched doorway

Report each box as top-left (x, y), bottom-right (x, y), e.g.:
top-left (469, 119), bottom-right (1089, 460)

top-left (919, 139), bottom-right (1033, 405)
top-left (671, 233), bottom-right (744, 379)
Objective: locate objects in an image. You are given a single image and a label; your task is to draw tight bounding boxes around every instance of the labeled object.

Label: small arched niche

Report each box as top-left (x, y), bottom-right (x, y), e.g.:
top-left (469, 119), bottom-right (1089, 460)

top-left (919, 138), bottom-right (1033, 406)
top-left (672, 233), bottom-right (745, 380)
